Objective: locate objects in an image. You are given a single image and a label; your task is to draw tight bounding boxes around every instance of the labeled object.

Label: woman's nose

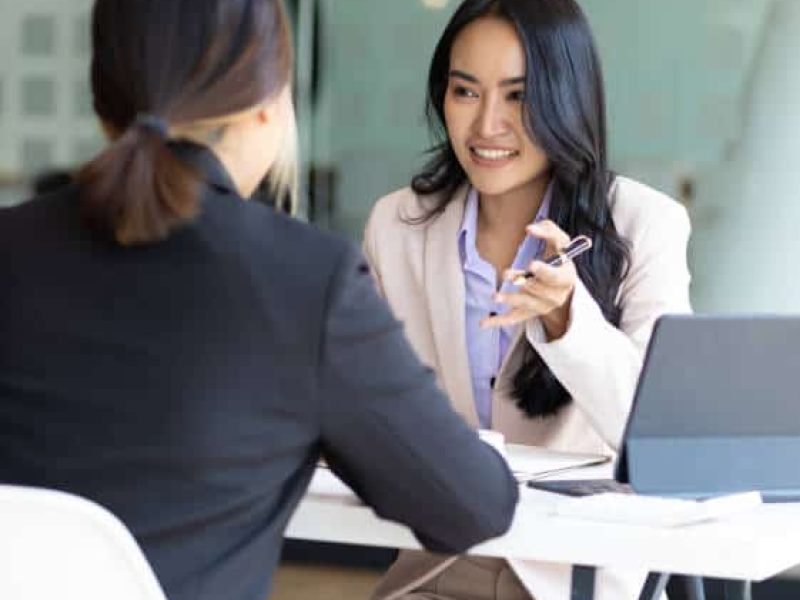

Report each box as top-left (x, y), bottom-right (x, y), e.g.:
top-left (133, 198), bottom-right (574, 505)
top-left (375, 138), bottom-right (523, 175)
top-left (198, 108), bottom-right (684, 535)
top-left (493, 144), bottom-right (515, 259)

top-left (476, 95), bottom-right (508, 138)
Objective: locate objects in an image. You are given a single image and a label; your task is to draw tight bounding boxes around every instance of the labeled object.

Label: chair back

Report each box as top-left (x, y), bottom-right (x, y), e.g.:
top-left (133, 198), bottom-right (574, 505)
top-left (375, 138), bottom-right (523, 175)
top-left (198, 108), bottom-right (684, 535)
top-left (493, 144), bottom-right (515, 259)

top-left (0, 485), bottom-right (168, 600)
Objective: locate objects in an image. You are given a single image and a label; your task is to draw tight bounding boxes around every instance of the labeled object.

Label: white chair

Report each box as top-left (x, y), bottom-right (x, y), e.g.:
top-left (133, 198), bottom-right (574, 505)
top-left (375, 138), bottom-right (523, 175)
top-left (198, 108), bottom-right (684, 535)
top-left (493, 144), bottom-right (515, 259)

top-left (0, 484), bottom-right (168, 600)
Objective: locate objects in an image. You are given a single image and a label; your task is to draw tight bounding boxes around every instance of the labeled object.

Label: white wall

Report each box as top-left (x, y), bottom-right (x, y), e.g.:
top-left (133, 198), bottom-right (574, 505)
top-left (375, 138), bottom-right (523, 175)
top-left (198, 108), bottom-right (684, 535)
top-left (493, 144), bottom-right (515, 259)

top-left (691, 0), bottom-right (800, 312)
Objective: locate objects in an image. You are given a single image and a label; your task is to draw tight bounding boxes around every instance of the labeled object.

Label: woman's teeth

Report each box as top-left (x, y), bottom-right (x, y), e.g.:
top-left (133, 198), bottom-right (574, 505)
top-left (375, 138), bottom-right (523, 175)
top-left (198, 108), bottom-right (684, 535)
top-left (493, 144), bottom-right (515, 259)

top-left (472, 147), bottom-right (518, 160)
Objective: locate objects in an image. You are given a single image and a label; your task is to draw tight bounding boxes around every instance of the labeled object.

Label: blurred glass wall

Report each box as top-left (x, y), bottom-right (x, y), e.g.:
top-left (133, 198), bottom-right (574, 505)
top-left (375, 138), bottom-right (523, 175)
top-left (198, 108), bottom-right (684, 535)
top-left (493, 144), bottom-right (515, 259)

top-left (296, 0), bottom-right (798, 313)
top-left (1, 0), bottom-right (798, 311)
top-left (690, 0), bottom-right (800, 313)
top-left (0, 0), bottom-right (97, 206)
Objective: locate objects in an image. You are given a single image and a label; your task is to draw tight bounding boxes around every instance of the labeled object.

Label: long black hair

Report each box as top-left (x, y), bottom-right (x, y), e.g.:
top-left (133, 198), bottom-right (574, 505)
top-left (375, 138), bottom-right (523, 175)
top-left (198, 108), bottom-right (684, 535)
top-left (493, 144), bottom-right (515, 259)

top-left (412, 0), bottom-right (631, 418)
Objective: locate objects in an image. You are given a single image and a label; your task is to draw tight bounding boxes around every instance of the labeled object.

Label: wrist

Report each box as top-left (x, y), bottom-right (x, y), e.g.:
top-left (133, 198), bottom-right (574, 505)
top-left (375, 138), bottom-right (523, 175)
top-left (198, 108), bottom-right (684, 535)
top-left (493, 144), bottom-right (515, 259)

top-left (541, 292), bottom-right (574, 341)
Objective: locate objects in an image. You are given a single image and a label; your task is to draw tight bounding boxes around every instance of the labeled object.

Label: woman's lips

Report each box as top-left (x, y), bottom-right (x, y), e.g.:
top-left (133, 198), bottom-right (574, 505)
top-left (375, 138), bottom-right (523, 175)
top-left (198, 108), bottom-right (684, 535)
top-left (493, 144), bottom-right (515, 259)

top-left (469, 146), bottom-right (520, 168)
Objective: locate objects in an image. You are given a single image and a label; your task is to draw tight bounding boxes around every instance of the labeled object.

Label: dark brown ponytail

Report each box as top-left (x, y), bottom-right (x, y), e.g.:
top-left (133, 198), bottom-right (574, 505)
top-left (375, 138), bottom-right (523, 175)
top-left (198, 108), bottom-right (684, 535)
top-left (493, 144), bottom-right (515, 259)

top-left (78, 120), bottom-right (201, 245)
top-left (78, 0), bottom-right (293, 245)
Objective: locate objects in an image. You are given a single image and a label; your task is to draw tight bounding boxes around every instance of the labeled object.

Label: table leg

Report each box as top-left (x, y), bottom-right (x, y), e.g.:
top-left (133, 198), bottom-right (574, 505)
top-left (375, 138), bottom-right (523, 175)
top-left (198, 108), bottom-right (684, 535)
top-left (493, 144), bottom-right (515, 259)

top-left (638, 572), bottom-right (670, 600)
top-left (723, 580), bottom-right (752, 600)
top-left (570, 568), bottom-right (714, 600)
top-left (683, 576), bottom-right (706, 600)
top-left (571, 565), bottom-right (596, 600)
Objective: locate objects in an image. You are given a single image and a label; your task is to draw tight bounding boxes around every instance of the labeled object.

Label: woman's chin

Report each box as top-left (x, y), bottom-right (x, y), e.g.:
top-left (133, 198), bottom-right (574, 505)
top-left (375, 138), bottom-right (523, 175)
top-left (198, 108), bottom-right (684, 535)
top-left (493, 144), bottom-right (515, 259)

top-left (468, 179), bottom-right (523, 198)
top-left (466, 168), bottom-right (551, 199)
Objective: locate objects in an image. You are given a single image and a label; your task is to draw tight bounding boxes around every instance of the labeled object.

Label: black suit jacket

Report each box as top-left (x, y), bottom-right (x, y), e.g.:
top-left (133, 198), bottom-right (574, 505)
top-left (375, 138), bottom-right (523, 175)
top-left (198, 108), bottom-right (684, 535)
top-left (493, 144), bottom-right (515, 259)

top-left (0, 144), bottom-right (517, 600)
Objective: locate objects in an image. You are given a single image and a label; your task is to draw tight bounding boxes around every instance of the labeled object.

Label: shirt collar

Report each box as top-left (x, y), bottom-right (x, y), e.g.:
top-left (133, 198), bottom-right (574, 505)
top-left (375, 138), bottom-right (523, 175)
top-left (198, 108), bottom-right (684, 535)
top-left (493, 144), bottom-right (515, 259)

top-left (458, 187), bottom-right (481, 268)
top-left (458, 181), bottom-right (554, 269)
top-left (169, 140), bottom-right (239, 198)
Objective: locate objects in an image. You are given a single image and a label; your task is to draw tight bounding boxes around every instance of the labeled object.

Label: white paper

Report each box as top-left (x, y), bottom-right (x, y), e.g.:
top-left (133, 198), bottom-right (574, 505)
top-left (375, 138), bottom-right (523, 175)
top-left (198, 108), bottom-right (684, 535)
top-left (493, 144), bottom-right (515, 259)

top-left (552, 491), bottom-right (763, 528)
top-left (505, 443), bottom-right (612, 482)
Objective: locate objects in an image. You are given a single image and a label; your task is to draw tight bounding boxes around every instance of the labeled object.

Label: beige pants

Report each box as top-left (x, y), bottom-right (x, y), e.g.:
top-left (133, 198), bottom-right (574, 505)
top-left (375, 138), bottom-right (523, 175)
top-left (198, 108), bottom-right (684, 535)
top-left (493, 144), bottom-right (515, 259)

top-left (397, 557), bottom-right (532, 600)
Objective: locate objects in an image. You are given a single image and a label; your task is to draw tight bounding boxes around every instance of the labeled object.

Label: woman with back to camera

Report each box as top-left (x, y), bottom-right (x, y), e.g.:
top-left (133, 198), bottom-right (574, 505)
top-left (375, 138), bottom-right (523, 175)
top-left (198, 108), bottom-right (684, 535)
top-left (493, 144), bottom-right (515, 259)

top-left (0, 1), bottom-right (520, 600)
top-left (364, 0), bottom-right (691, 598)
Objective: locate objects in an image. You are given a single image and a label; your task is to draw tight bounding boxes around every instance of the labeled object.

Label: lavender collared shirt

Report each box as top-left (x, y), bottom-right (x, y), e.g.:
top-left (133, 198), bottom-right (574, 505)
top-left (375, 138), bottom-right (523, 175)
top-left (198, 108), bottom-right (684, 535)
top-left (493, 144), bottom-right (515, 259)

top-left (458, 185), bottom-right (552, 429)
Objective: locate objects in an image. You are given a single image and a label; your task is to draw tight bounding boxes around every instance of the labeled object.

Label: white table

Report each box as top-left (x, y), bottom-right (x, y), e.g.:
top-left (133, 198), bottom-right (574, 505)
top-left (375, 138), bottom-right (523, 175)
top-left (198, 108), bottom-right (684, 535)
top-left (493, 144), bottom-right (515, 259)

top-left (286, 446), bottom-right (800, 600)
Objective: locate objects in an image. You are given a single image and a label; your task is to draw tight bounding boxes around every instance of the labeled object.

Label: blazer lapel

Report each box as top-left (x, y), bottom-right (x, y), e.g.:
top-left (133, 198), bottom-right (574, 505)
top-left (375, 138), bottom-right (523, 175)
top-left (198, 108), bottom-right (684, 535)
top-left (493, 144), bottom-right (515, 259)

top-left (492, 327), bottom-right (529, 436)
top-left (422, 186), bottom-right (479, 428)
top-left (498, 327), bottom-right (526, 383)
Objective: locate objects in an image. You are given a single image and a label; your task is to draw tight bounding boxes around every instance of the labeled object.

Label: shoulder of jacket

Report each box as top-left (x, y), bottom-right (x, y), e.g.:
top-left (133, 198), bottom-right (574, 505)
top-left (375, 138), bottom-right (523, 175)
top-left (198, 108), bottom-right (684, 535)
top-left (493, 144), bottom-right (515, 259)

top-left (368, 185), bottom-right (469, 230)
top-left (610, 176), bottom-right (690, 235)
top-left (242, 204), bottom-right (352, 279)
top-left (368, 186), bottom-right (427, 229)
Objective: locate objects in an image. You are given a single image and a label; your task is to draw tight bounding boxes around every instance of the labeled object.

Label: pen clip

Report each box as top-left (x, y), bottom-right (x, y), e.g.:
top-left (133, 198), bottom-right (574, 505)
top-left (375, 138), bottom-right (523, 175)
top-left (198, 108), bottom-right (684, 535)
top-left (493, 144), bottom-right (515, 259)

top-left (513, 454), bottom-right (612, 483)
top-left (512, 235), bottom-right (593, 286)
top-left (560, 235), bottom-right (592, 262)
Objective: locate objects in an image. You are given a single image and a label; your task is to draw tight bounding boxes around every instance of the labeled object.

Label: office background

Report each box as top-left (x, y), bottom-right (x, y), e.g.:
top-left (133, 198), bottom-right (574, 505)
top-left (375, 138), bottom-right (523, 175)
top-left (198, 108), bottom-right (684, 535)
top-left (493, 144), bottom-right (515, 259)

top-left (1, 1), bottom-right (798, 598)
top-left (1, 0), bottom-right (799, 311)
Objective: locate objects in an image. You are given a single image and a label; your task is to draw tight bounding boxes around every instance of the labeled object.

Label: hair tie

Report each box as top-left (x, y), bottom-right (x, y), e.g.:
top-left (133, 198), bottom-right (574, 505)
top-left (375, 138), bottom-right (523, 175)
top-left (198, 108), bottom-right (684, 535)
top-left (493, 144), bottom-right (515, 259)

top-left (134, 113), bottom-right (170, 139)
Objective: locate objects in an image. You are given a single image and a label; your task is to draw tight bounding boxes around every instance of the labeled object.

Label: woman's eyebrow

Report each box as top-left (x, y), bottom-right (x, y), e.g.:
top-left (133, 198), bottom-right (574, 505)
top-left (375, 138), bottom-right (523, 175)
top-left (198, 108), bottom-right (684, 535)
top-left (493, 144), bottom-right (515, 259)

top-left (448, 70), bottom-right (525, 87)
top-left (449, 69), bottom-right (479, 83)
top-left (499, 77), bottom-right (525, 87)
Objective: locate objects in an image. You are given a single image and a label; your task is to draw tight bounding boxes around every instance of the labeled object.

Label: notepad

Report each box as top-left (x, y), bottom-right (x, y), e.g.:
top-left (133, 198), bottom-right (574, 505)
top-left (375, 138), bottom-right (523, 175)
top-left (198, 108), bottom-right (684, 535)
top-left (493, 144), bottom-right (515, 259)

top-left (505, 443), bottom-right (612, 483)
top-left (551, 491), bottom-right (763, 528)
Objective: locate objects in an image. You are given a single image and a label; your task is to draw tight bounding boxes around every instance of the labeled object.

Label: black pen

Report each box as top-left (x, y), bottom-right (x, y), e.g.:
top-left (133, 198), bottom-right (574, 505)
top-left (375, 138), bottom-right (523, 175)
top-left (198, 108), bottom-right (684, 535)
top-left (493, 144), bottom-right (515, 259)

top-left (512, 235), bottom-right (593, 286)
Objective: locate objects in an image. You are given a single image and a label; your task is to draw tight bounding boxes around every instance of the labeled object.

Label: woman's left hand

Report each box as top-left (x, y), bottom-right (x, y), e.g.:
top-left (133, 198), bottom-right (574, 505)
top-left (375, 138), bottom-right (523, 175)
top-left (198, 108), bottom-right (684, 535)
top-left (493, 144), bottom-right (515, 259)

top-left (480, 220), bottom-right (577, 341)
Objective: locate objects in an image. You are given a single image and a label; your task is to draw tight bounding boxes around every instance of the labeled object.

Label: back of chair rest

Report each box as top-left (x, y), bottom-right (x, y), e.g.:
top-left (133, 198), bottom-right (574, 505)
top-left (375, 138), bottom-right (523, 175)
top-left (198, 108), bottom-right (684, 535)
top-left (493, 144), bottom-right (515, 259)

top-left (0, 485), bottom-right (168, 600)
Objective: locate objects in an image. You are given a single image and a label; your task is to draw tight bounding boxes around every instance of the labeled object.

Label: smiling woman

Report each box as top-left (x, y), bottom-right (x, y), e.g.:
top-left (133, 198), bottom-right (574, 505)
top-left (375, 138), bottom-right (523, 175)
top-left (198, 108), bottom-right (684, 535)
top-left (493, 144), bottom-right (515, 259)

top-left (363, 0), bottom-right (693, 599)
top-left (444, 17), bottom-right (547, 199)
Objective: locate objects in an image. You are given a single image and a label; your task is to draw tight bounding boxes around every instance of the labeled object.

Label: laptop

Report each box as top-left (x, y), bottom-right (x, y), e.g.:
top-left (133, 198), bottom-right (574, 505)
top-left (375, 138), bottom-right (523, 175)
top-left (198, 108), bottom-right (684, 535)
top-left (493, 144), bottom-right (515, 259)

top-left (529, 315), bottom-right (800, 502)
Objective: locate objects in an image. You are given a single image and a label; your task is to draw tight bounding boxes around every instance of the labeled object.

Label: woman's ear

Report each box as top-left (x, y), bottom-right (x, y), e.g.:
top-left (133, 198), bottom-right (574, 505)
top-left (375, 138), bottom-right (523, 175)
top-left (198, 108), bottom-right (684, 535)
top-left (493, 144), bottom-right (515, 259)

top-left (255, 106), bottom-right (271, 126)
top-left (258, 85), bottom-right (292, 126)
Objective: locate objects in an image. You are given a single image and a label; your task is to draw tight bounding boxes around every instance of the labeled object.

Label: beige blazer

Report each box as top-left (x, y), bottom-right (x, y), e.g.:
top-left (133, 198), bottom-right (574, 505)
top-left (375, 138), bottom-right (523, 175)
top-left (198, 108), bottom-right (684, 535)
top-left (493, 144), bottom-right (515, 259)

top-left (363, 177), bottom-right (692, 600)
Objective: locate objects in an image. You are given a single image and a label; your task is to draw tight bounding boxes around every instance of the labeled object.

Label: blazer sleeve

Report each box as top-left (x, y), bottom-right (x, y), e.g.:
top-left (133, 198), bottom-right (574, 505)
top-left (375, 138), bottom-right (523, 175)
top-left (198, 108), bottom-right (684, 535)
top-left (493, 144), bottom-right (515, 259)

top-left (317, 245), bottom-right (518, 554)
top-left (362, 204), bottom-right (385, 296)
top-left (525, 201), bottom-right (692, 450)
